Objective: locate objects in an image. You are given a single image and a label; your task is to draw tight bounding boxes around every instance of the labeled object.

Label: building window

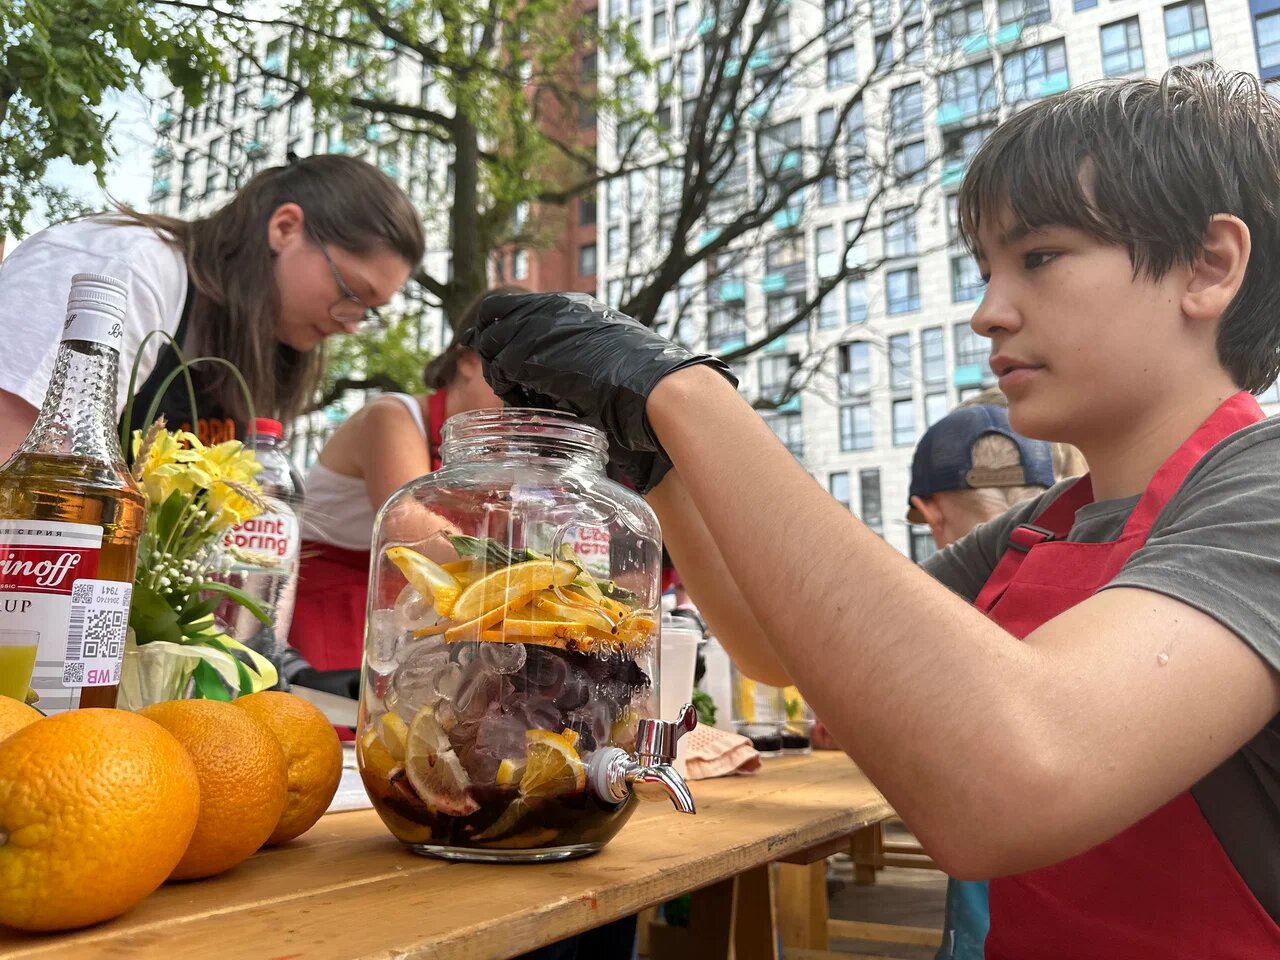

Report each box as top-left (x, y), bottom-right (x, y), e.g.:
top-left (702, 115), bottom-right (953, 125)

top-left (758, 353), bottom-right (800, 404)
top-left (1074, 0), bottom-right (1096, 9)
top-left (579, 243), bottom-right (597, 276)
top-left (653, 8), bottom-right (669, 45)
top-left (939, 60), bottom-right (997, 119)
top-left (1164, 1), bottom-right (1210, 61)
top-left (1259, 11), bottom-right (1280, 74)
top-left (884, 207), bottom-right (918, 258)
top-left (205, 137), bottom-right (223, 196)
top-left (512, 249), bottom-right (529, 280)
top-left (1003, 39), bottom-right (1068, 105)
top-left (607, 226), bottom-right (623, 263)
top-left (935, 1), bottom-right (984, 51)
top-left (825, 0), bottom-right (854, 26)
top-left (910, 526), bottom-right (937, 561)
top-left (951, 255), bottom-right (985, 302)
top-left (827, 46), bottom-right (857, 88)
top-left (906, 23), bottom-right (925, 63)
top-left (708, 305), bottom-right (746, 349)
top-left (840, 403), bottom-right (874, 451)
top-left (839, 341), bottom-right (872, 397)
top-left (953, 320), bottom-right (989, 367)
top-left (860, 468), bottom-right (883, 533)
top-left (846, 278), bottom-right (868, 323)
top-left (1101, 18), bottom-right (1144, 77)
top-left (829, 471), bottom-right (851, 509)
top-left (887, 267), bottom-right (921, 314)
top-left (674, 0), bottom-right (691, 34)
top-left (893, 141), bottom-right (927, 184)
top-left (925, 391), bottom-right (949, 426)
top-left (816, 225), bottom-right (838, 278)
top-left (579, 194), bottom-right (596, 226)
top-left (818, 291), bottom-right (840, 329)
top-left (892, 398), bottom-right (916, 446)
top-left (1257, 381), bottom-right (1280, 405)
top-left (889, 332), bottom-right (912, 391)
top-left (997, 0), bottom-right (1050, 26)
top-left (922, 326), bottom-right (945, 384)
top-left (874, 32), bottom-right (894, 75)
top-left (889, 83), bottom-right (924, 138)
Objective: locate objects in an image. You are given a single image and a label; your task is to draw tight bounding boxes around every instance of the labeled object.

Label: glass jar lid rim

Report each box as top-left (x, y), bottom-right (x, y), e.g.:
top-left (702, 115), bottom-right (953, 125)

top-left (441, 407), bottom-right (609, 455)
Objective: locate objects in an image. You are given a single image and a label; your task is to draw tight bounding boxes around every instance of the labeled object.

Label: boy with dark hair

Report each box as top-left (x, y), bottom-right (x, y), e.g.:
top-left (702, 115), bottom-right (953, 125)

top-left (465, 66), bottom-right (1280, 956)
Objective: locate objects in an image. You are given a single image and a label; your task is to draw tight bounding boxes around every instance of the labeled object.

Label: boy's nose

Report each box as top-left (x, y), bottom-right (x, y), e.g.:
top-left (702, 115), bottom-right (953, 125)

top-left (969, 279), bottom-right (1021, 338)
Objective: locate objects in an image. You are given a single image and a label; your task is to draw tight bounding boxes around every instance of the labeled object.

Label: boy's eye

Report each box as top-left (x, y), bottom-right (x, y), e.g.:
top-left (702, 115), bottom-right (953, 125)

top-left (1024, 250), bottom-right (1059, 270)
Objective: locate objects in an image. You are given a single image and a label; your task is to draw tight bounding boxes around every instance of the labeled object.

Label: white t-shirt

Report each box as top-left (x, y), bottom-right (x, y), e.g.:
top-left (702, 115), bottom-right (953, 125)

top-left (0, 218), bottom-right (189, 416)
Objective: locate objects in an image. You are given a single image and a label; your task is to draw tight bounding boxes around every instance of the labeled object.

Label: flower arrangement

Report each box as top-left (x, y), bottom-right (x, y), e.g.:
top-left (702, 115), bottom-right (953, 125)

top-left (117, 417), bottom-right (280, 707)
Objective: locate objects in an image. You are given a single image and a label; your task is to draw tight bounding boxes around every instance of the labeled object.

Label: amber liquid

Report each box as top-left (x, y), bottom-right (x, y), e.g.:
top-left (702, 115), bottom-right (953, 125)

top-left (0, 453), bottom-right (144, 709)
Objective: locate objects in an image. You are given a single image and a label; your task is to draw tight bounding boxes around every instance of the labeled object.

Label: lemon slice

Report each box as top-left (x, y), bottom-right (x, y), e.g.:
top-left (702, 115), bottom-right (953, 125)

top-left (387, 547), bottom-right (462, 617)
top-left (534, 590), bottom-right (616, 633)
top-left (358, 725), bottom-right (398, 783)
top-left (441, 594), bottom-right (535, 642)
top-left (450, 560), bottom-right (579, 623)
top-left (404, 706), bottom-right (479, 817)
top-left (379, 712), bottom-right (409, 762)
top-left (520, 729), bottom-right (586, 799)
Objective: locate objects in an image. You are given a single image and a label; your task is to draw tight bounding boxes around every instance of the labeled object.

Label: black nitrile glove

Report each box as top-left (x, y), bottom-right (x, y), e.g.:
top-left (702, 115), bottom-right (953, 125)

top-left (292, 667), bottom-right (361, 700)
top-left (463, 293), bottom-right (737, 458)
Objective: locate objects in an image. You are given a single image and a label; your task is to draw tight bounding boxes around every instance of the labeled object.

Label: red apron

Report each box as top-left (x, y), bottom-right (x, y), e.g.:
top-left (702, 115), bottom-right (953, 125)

top-left (289, 390), bottom-right (447, 671)
top-left (975, 391), bottom-right (1280, 958)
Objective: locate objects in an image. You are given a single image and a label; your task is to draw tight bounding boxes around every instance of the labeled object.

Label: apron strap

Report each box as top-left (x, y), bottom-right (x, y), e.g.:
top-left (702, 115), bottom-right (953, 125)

top-left (1120, 391), bottom-right (1264, 538)
top-left (974, 475), bottom-right (1094, 614)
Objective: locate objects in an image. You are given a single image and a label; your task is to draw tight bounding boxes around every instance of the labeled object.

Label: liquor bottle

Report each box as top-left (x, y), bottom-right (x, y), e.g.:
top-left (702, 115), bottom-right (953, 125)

top-left (0, 274), bottom-right (145, 712)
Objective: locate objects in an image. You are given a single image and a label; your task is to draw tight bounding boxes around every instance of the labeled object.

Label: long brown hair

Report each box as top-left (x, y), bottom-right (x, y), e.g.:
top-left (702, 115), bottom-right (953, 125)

top-left (115, 155), bottom-right (424, 424)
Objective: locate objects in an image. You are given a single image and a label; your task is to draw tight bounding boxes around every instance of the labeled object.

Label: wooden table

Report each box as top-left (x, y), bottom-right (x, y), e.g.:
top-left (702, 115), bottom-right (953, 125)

top-left (0, 752), bottom-right (890, 960)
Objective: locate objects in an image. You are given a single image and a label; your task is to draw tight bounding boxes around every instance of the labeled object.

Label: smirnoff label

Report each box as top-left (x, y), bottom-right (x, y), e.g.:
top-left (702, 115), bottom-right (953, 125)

top-left (0, 520), bottom-right (128, 714)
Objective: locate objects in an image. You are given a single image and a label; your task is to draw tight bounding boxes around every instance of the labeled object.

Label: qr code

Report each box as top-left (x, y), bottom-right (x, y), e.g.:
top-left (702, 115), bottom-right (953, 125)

top-left (80, 608), bottom-right (126, 660)
top-left (63, 661), bottom-right (85, 684)
top-left (71, 582), bottom-right (95, 604)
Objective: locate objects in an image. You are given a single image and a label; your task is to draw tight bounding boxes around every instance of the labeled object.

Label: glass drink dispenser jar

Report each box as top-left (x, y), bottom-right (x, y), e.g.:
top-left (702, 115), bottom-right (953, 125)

top-left (357, 409), bottom-right (696, 862)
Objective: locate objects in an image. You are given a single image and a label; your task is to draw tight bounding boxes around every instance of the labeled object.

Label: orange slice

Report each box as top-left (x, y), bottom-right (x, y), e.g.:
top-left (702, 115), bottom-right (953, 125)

top-left (449, 560), bottom-right (578, 623)
top-left (533, 590), bottom-right (616, 633)
top-left (520, 730), bottom-right (586, 799)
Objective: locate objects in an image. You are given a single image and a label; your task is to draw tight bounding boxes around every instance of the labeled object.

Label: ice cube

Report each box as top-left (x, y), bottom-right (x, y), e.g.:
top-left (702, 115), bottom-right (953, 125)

top-left (366, 609), bottom-right (403, 675)
top-left (516, 646), bottom-right (568, 695)
top-left (516, 695), bottom-right (562, 732)
top-left (479, 641), bottom-right (527, 675)
top-left (429, 659), bottom-right (465, 702)
top-left (455, 668), bottom-right (514, 723)
top-left (393, 583), bottom-right (439, 632)
top-left (554, 675), bottom-right (590, 713)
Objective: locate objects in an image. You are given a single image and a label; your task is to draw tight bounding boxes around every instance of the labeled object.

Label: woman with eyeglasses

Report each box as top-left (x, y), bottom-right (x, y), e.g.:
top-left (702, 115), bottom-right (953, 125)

top-left (0, 153), bottom-right (424, 460)
top-left (287, 285), bottom-right (525, 678)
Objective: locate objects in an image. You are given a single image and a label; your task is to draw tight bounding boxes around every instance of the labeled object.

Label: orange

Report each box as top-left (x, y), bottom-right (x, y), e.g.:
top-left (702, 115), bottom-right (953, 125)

top-left (0, 709), bottom-right (199, 931)
top-left (234, 691), bottom-right (343, 845)
top-left (0, 697), bottom-right (41, 742)
top-left (139, 699), bottom-right (287, 880)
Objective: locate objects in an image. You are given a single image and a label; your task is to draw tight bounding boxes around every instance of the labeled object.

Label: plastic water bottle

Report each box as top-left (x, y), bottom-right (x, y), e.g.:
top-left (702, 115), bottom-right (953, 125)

top-left (219, 419), bottom-right (303, 670)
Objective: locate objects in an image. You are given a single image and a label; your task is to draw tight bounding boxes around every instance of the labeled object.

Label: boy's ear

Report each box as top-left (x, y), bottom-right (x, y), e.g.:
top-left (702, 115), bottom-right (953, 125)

top-left (910, 495), bottom-right (947, 549)
top-left (1183, 214), bottom-right (1251, 324)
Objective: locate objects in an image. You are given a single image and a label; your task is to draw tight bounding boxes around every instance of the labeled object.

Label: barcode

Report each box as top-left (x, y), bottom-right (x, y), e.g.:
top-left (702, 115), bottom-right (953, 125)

top-left (65, 602), bottom-right (126, 662)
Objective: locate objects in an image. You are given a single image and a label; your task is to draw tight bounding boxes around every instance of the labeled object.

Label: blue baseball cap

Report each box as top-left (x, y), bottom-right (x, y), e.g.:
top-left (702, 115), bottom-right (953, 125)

top-left (906, 404), bottom-right (1056, 523)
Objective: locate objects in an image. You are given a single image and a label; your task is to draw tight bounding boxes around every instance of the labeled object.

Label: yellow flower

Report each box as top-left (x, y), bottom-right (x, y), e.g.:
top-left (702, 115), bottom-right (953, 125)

top-left (206, 479), bottom-right (267, 533)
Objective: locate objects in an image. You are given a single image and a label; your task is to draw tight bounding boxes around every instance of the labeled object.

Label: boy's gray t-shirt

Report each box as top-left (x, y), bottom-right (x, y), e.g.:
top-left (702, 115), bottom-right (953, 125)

top-left (922, 415), bottom-right (1280, 920)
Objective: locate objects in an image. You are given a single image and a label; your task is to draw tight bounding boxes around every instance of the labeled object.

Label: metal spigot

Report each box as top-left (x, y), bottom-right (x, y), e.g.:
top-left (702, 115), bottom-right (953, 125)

top-left (587, 703), bottom-right (698, 814)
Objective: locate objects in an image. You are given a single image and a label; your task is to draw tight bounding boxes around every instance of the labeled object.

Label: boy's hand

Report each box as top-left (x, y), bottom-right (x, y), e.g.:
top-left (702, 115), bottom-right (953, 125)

top-left (464, 292), bottom-right (736, 459)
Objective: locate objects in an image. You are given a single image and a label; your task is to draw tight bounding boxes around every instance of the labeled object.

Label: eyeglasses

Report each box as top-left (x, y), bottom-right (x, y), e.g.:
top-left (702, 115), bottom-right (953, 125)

top-left (312, 237), bottom-right (384, 328)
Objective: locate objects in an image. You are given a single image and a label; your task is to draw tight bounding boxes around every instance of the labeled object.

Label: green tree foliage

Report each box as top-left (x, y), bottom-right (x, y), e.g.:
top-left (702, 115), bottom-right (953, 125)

top-left (315, 309), bottom-right (434, 409)
top-left (0, 0), bottom-right (224, 237)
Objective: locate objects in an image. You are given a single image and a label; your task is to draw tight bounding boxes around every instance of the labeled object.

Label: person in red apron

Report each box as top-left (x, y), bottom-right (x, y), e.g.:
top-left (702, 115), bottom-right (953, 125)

top-left (461, 66), bottom-right (1280, 955)
top-left (288, 287), bottom-right (521, 672)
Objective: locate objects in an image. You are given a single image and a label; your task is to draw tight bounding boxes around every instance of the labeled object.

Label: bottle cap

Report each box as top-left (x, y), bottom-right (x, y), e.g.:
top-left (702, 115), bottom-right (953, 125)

top-left (253, 418), bottom-right (283, 439)
top-left (62, 274), bottom-right (128, 350)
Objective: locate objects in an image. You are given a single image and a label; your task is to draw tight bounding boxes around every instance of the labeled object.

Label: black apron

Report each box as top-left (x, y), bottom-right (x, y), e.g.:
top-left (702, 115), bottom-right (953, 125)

top-left (122, 287), bottom-right (238, 446)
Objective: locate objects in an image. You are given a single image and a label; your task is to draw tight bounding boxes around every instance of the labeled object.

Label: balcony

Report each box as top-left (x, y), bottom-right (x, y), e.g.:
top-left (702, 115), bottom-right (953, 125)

top-left (156, 109), bottom-right (176, 130)
top-left (152, 145), bottom-right (173, 162)
top-left (762, 262), bottom-right (805, 293)
top-left (937, 100), bottom-right (994, 129)
top-left (697, 15), bottom-right (716, 34)
top-left (245, 139), bottom-right (269, 159)
top-left (953, 363), bottom-right (991, 388)
top-left (940, 159), bottom-right (966, 186)
top-left (961, 32), bottom-right (989, 56)
top-left (366, 124), bottom-right (387, 143)
top-left (746, 49), bottom-right (772, 71)
top-left (717, 279), bottom-right (746, 302)
top-left (699, 227), bottom-right (722, 247)
top-left (380, 163), bottom-right (401, 179)
top-left (330, 140), bottom-right (349, 155)
top-left (994, 22), bottom-right (1022, 47)
top-left (258, 93), bottom-right (280, 110)
top-left (771, 206), bottom-right (801, 230)
top-left (148, 179), bottom-right (171, 201)
top-left (1037, 71), bottom-right (1069, 97)
top-left (263, 54), bottom-right (284, 72)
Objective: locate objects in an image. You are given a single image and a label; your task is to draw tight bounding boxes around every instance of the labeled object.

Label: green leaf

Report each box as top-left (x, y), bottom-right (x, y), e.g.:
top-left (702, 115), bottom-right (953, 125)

top-left (177, 595), bottom-right (221, 625)
top-left (448, 534), bottom-right (535, 567)
top-left (191, 659), bottom-right (233, 700)
top-left (190, 581), bottom-right (270, 625)
top-left (128, 582), bottom-right (185, 645)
